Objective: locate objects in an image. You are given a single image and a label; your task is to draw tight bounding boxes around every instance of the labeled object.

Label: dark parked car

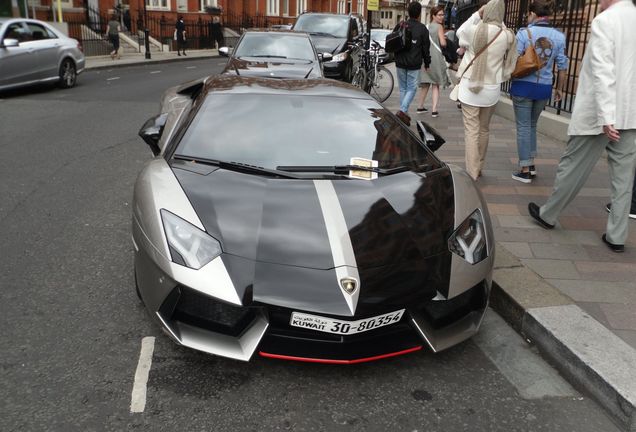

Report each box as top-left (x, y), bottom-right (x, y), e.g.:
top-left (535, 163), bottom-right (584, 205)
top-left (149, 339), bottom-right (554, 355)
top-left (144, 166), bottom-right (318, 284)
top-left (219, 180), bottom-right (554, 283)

top-left (218, 29), bottom-right (329, 79)
top-left (370, 28), bottom-right (393, 64)
top-left (292, 12), bottom-right (366, 82)
top-left (133, 76), bottom-right (495, 363)
top-left (0, 18), bottom-right (85, 92)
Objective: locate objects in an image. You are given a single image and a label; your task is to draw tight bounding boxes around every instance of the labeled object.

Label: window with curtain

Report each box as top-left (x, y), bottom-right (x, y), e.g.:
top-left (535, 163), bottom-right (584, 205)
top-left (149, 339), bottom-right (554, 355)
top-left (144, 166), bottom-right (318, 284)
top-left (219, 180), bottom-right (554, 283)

top-left (337, 0), bottom-right (345, 14)
top-left (357, 0), bottom-right (364, 15)
top-left (296, 0), bottom-right (307, 15)
top-left (147, 0), bottom-right (169, 10)
top-left (200, 0), bottom-right (217, 12)
top-left (283, 0), bottom-right (289, 16)
top-left (267, 0), bottom-right (280, 16)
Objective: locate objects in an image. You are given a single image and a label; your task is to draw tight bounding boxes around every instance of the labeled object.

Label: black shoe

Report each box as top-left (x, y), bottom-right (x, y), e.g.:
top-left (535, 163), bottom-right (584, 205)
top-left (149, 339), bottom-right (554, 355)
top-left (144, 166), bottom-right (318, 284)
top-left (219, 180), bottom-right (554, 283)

top-left (601, 234), bottom-right (624, 253)
top-left (457, 103), bottom-right (462, 110)
top-left (606, 203), bottom-right (636, 220)
top-left (416, 107), bottom-right (428, 113)
top-left (529, 165), bottom-right (536, 177)
top-left (177, 52), bottom-right (181, 56)
top-left (183, 52), bottom-right (187, 56)
top-left (528, 202), bottom-right (554, 229)
top-left (512, 171), bottom-right (532, 184)
top-left (431, 111), bottom-right (439, 118)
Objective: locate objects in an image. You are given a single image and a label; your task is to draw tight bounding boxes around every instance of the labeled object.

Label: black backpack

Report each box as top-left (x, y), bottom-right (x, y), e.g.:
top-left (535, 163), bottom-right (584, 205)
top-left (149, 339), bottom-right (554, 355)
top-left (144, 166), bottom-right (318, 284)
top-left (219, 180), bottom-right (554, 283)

top-left (442, 37), bottom-right (459, 64)
top-left (385, 21), bottom-right (412, 53)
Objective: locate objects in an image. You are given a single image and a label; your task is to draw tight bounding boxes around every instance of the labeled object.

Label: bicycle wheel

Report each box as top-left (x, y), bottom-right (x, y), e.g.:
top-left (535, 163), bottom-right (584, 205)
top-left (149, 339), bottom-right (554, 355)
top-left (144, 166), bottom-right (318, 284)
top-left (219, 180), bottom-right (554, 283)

top-left (351, 67), bottom-right (367, 90)
top-left (368, 66), bottom-right (394, 103)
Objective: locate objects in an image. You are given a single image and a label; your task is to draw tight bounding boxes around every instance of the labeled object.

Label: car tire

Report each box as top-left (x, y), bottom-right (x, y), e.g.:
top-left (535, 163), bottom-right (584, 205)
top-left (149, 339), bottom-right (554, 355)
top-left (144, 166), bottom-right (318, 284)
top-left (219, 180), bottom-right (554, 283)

top-left (343, 58), bottom-right (354, 83)
top-left (58, 59), bottom-right (77, 89)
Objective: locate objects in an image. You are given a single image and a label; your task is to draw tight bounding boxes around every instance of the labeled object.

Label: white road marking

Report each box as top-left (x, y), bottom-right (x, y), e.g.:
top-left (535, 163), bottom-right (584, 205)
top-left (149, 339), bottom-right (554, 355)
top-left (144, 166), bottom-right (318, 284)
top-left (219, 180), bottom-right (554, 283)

top-left (474, 309), bottom-right (577, 399)
top-left (130, 336), bottom-right (156, 413)
top-left (106, 77), bottom-right (120, 81)
top-left (150, 70), bottom-right (162, 74)
top-left (185, 66), bottom-right (197, 69)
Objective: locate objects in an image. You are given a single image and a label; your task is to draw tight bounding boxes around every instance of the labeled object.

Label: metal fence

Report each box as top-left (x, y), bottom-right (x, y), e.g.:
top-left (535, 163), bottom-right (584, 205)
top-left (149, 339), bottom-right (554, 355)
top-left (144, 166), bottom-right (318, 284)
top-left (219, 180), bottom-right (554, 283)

top-left (456, 0), bottom-right (600, 114)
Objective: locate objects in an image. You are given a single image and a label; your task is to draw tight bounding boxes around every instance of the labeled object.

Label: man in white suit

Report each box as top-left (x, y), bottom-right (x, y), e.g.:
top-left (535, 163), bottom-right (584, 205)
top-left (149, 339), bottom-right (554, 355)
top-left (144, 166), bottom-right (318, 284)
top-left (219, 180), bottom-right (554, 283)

top-left (528, 0), bottom-right (636, 252)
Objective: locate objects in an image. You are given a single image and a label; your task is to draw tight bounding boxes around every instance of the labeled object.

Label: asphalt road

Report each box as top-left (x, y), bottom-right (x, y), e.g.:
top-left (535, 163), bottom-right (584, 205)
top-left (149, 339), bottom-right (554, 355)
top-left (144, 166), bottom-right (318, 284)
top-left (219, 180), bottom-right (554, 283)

top-left (0, 59), bottom-right (622, 432)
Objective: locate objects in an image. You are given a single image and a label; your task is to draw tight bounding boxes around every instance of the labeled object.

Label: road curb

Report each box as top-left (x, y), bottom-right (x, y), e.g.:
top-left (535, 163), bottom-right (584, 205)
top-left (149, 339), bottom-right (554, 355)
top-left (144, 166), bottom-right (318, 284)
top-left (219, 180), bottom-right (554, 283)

top-left (491, 245), bottom-right (636, 431)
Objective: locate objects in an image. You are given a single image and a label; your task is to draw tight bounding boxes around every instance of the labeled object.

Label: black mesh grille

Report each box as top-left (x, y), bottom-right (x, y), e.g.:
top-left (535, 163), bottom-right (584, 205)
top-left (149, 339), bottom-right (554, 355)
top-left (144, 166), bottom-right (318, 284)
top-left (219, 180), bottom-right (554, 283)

top-left (418, 281), bottom-right (488, 329)
top-left (172, 287), bottom-right (256, 337)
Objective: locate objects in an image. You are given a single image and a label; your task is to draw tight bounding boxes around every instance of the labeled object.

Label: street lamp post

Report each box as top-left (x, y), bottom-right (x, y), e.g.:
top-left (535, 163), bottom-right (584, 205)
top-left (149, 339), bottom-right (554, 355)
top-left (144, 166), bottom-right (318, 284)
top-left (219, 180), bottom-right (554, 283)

top-left (143, 0), bottom-right (151, 59)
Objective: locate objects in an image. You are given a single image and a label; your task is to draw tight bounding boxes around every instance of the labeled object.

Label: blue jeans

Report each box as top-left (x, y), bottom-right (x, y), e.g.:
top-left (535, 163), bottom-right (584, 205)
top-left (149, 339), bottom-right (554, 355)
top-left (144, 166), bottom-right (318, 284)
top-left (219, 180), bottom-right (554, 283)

top-left (396, 67), bottom-right (420, 113)
top-left (512, 95), bottom-right (548, 167)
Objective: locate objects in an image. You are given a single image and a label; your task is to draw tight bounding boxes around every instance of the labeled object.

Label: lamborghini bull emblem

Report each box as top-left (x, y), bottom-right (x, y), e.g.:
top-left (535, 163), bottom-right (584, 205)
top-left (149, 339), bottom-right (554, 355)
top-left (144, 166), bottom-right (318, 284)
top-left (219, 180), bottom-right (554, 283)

top-left (340, 277), bottom-right (358, 295)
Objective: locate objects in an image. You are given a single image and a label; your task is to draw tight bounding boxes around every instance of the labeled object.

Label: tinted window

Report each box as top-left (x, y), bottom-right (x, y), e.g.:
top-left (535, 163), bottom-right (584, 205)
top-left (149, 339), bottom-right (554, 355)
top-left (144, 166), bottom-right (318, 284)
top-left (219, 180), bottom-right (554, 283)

top-left (26, 23), bottom-right (53, 40)
top-left (4, 22), bottom-right (29, 42)
top-left (293, 15), bottom-right (350, 38)
top-left (175, 93), bottom-right (440, 171)
top-left (234, 33), bottom-right (315, 61)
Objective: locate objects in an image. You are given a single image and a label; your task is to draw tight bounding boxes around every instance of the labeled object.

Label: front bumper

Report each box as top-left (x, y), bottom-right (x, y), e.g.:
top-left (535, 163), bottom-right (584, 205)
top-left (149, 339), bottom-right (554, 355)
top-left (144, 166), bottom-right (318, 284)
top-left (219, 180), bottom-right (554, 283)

top-left (323, 60), bottom-right (348, 80)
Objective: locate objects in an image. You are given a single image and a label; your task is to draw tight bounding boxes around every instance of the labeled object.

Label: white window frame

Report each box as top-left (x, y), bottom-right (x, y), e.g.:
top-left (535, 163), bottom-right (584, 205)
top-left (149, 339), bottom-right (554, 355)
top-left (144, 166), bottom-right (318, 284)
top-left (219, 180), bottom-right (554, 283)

top-left (146, 0), bottom-right (169, 11)
top-left (337, 0), bottom-right (345, 14)
top-left (282, 0), bottom-right (289, 16)
top-left (267, 0), bottom-right (280, 16)
top-left (200, 0), bottom-right (217, 12)
top-left (296, 0), bottom-right (307, 16)
top-left (357, 0), bottom-right (364, 15)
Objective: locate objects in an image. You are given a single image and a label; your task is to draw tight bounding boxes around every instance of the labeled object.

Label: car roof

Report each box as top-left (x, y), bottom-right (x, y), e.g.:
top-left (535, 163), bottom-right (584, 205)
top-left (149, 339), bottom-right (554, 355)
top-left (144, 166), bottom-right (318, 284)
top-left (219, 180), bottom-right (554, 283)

top-left (201, 75), bottom-right (375, 100)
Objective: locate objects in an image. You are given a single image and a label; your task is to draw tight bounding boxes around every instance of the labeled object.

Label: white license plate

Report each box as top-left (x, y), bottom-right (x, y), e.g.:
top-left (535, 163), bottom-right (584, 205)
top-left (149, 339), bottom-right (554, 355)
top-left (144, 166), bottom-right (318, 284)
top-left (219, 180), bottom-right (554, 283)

top-left (289, 309), bottom-right (405, 335)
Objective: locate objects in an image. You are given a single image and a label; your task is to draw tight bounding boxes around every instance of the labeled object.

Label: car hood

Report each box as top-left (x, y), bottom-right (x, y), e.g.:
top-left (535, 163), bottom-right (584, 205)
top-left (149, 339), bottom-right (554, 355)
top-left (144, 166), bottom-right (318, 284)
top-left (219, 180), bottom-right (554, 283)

top-left (173, 165), bottom-right (455, 270)
top-left (309, 36), bottom-right (347, 55)
top-left (222, 58), bottom-right (321, 79)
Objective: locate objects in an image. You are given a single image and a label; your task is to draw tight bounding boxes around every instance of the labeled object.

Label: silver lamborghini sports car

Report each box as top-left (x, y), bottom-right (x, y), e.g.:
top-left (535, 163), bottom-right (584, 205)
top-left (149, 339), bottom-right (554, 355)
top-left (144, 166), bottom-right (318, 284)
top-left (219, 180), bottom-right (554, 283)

top-left (132, 75), bottom-right (494, 364)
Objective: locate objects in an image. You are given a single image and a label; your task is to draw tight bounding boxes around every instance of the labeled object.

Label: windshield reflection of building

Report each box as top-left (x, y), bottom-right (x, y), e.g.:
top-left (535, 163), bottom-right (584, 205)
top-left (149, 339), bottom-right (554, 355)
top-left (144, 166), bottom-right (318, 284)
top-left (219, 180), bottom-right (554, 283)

top-left (369, 108), bottom-right (430, 170)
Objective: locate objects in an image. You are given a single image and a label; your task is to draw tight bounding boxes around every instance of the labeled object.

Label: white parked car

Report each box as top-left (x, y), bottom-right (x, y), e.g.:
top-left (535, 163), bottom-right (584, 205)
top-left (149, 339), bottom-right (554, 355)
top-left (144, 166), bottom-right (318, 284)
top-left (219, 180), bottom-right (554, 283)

top-left (0, 18), bottom-right (85, 92)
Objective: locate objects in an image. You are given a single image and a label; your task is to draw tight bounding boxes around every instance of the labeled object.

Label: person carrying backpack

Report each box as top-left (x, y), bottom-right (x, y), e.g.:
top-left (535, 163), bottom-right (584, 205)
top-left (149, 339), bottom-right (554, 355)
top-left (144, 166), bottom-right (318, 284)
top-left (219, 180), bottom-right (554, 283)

top-left (394, 2), bottom-right (431, 126)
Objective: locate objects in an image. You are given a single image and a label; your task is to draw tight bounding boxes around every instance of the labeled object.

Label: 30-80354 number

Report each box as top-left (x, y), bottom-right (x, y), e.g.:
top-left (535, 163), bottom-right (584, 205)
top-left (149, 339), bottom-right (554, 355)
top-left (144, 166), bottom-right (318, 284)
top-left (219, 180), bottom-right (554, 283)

top-left (289, 309), bottom-right (405, 335)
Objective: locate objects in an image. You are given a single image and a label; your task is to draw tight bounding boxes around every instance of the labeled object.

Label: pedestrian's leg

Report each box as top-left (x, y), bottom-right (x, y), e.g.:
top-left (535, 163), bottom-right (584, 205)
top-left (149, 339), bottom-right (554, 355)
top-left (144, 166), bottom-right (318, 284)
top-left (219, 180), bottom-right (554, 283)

top-left (512, 96), bottom-right (533, 169)
top-left (529, 98), bottom-right (548, 166)
top-left (631, 168), bottom-right (636, 212)
top-left (431, 84), bottom-right (440, 112)
top-left (416, 83), bottom-right (430, 111)
top-left (605, 130), bottom-right (636, 244)
top-left (396, 68), bottom-right (408, 112)
top-left (401, 69), bottom-right (420, 114)
top-left (462, 103), bottom-right (481, 180)
top-left (476, 104), bottom-right (496, 175)
top-left (539, 134), bottom-right (606, 224)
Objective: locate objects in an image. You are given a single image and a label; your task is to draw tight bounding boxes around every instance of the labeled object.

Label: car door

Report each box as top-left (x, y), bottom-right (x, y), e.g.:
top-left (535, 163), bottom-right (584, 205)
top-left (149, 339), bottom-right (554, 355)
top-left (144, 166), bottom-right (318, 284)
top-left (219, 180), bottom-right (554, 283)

top-left (24, 22), bottom-right (61, 80)
top-left (0, 21), bottom-right (41, 89)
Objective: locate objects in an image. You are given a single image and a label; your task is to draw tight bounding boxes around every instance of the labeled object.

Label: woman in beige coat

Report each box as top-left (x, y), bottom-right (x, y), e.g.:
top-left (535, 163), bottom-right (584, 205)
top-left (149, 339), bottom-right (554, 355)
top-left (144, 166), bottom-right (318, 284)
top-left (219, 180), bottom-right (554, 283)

top-left (455, 0), bottom-right (517, 180)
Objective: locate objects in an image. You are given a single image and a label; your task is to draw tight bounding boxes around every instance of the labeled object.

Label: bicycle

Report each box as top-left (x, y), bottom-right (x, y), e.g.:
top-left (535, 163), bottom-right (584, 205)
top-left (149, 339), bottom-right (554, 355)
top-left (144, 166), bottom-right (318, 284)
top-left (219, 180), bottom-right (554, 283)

top-left (351, 41), bottom-right (395, 103)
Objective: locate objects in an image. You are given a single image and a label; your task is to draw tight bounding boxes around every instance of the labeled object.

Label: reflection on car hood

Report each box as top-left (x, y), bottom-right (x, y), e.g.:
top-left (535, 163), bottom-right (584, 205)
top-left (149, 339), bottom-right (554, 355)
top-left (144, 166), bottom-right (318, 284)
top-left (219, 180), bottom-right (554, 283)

top-left (309, 36), bottom-right (347, 55)
top-left (222, 58), bottom-right (321, 79)
top-left (173, 166), bottom-right (455, 270)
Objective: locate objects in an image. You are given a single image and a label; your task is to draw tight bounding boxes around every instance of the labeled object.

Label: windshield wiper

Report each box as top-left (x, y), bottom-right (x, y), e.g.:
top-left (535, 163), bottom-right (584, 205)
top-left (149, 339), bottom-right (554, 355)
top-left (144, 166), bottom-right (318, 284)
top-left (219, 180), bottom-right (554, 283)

top-left (309, 32), bottom-right (337, 37)
top-left (174, 155), bottom-right (301, 179)
top-left (248, 54), bottom-right (288, 58)
top-left (276, 165), bottom-right (419, 175)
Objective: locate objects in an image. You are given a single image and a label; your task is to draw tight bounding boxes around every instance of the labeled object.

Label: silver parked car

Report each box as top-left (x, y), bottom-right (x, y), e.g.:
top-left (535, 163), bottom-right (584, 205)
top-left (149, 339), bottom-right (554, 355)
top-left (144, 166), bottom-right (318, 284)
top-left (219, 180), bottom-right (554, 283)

top-left (0, 18), bottom-right (85, 92)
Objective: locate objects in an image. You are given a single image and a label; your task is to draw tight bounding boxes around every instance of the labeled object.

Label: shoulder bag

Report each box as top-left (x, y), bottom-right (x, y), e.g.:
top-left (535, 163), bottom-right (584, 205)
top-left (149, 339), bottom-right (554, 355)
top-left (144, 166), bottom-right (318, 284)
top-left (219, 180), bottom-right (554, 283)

top-left (511, 28), bottom-right (544, 78)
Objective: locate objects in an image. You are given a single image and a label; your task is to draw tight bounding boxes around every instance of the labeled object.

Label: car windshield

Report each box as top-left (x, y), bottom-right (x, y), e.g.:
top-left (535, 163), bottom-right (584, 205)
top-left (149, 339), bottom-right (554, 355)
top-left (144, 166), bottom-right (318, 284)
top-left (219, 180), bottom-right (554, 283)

top-left (370, 30), bottom-right (390, 43)
top-left (293, 15), bottom-right (349, 38)
top-left (175, 93), bottom-right (441, 173)
top-left (234, 33), bottom-right (316, 60)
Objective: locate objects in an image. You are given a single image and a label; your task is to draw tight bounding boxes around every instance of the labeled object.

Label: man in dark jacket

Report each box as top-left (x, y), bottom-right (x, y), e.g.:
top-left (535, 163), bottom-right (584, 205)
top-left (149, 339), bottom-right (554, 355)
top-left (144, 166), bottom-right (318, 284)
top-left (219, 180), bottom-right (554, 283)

top-left (395, 2), bottom-right (431, 126)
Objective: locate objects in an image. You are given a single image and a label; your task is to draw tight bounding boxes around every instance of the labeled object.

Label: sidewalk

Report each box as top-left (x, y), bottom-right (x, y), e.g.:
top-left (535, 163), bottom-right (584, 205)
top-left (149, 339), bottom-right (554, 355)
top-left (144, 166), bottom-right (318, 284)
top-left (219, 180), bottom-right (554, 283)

top-left (85, 48), bottom-right (218, 70)
top-left (84, 52), bottom-right (636, 430)
top-left (382, 79), bottom-right (636, 431)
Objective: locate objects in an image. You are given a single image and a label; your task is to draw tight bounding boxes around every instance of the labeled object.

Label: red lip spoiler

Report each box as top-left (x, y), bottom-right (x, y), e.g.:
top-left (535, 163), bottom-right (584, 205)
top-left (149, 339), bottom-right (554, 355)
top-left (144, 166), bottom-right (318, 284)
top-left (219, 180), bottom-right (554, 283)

top-left (259, 346), bottom-right (422, 364)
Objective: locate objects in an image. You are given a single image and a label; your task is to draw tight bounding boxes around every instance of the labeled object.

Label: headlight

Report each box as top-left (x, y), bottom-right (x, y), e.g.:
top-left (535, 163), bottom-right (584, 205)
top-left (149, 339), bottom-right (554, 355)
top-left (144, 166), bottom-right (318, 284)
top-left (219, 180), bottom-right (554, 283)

top-left (161, 209), bottom-right (222, 269)
top-left (448, 209), bottom-right (488, 265)
top-left (329, 52), bottom-right (348, 62)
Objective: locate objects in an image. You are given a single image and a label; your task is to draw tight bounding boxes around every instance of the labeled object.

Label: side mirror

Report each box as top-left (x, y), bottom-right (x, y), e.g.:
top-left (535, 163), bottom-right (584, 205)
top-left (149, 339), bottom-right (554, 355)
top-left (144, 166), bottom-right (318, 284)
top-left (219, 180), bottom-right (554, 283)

top-left (416, 120), bottom-right (446, 152)
top-left (218, 46), bottom-right (230, 57)
top-left (1, 38), bottom-right (19, 48)
top-left (138, 113), bottom-right (168, 156)
top-left (318, 52), bottom-right (333, 62)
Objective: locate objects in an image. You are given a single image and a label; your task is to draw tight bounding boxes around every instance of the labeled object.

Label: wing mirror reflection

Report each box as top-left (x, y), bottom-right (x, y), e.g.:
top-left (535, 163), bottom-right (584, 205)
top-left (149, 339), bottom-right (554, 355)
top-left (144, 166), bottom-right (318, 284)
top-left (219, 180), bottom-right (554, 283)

top-left (318, 52), bottom-right (333, 62)
top-left (218, 46), bottom-right (231, 57)
top-left (416, 120), bottom-right (446, 152)
top-left (138, 113), bottom-right (168, 156)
